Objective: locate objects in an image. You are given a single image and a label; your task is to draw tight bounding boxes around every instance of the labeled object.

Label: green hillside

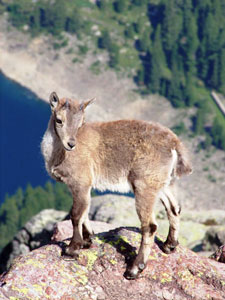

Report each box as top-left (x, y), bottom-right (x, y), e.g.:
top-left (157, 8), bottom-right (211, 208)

top-left (1, 0), bottom-right (225, 149)
top-left (0, 182), bottom-right (73, 250)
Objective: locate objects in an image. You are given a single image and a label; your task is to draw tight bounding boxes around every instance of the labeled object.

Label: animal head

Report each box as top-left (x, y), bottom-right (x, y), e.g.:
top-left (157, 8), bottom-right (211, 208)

top-left (49, 92), bottom-right (95, 151)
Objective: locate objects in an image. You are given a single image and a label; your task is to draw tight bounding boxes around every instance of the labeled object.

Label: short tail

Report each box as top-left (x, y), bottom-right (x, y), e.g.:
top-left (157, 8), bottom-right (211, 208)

top-left (175, 142), bottom-right (192, 177)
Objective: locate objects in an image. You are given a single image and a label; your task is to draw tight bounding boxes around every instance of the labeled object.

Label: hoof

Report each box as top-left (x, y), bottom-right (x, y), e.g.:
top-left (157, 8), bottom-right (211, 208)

top-left (124, 263), bottom-right (145, 280)
top-left (82, 239), bottom-right (92, 249)
top-left (162, 242), bottom-right (178, 254)
top-left (124, 269), bottom-right (139, 280)
top-left (63, 246), bottom-right (80, 258)
top-left (63, 239), bottom-right (92, 257)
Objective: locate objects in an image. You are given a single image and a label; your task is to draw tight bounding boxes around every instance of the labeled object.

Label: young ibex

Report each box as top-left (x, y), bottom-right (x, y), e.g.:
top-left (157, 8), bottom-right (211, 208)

top-left (41, 92), bottom-right (192, 279)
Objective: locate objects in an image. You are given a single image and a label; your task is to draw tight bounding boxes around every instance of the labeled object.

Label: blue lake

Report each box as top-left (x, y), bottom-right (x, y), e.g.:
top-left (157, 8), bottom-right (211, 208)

top-left (0, 72), bottom-right (133, 205)
top-left (0, 72), bottom-right (51, 204)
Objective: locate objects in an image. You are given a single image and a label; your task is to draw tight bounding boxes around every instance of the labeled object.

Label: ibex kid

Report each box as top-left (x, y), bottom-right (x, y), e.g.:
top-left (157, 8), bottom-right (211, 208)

top-left (41, 92), bottom-right (192, 279)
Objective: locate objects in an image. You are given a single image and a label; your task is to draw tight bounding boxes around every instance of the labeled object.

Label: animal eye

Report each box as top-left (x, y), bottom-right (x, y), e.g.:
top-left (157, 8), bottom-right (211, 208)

top-left (56, 118), bottom-right (62, 124)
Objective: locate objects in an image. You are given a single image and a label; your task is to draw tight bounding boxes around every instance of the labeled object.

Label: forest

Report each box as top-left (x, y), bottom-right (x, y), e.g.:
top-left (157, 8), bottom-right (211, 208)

top-left (0, 0), bottom-right (225, 149)
top-left (0, 180), bottom-right (96, 250)
top-left (0, 182), bottom-right (74, 250)
top-left (0, 0), bottom-right (225, 250)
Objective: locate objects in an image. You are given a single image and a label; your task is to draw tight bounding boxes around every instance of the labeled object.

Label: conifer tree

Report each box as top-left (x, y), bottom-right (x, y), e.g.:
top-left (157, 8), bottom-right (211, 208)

top-left (114, 0), bottom-right (128, 13)
top-left (45, 181), bottom-right (55, 208)
top-left (211, 118), bottom-right (223, 149)
top-left (4, 196), bottom-right (20, 236)
top-left (65, 9), bottom-right (83, 34)
top-left (29, 6), bottom-right (41, 35)
top-left (98, 30), bottom-right (111, 49)
top-left (184, 73), bottom-right (196, 106)
top-left (124, 25), bottom-right (135, 39)
top-left (193, 109), bottom-right (204, 134)
top-left (148, 25), bottom-right (167, 93)
top-left (136, 67), bottom-right (145, 86)
top-left (54, 183), bottom-right (72, 211)
top-left (41, 0), bottom-right (66, 35)
top-left (209, 55), bottom-right (220, 88)
top-left (109, 44), bottom-right (120, 68)
top-left (138, 30), bottom-right (150, 52)
top-left (20, 184), bottom-right (38, 225)
top-left (181, 0), bottom-right (199, 75)
top-left (97, 1), bottom-right (112, 11)
top-left (219, 48), bottom-right (225, 93)
top-left (14, 188), bottom-right (24, 210)
top-left (162, 0), bottom-right (182, 56)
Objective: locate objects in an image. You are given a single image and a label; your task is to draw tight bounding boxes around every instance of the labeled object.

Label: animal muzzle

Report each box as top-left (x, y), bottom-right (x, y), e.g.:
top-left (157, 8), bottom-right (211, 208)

top-left (65, 139), bottom-right (76, 151)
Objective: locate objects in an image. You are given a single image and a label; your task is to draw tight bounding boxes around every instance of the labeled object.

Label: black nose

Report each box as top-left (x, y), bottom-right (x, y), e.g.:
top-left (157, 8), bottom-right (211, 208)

top-left (67, 141), bottom-right (75, 149)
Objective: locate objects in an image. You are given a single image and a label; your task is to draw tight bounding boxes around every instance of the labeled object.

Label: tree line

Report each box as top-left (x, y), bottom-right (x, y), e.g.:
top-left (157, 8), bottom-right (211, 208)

top-left (0, 182), bottom-right (73, 250)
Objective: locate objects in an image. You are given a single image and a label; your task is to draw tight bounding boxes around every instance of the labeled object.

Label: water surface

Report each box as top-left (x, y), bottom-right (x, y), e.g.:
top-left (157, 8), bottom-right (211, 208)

top-left (0, 72), bottom-right (51, 204)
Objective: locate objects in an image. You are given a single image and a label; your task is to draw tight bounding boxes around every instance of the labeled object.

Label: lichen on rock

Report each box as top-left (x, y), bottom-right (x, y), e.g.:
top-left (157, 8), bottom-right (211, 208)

top-left (0, 222), bottom-right (225, 300)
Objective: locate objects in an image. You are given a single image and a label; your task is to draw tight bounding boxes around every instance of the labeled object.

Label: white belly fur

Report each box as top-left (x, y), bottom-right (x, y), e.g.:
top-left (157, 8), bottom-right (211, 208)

top-left (93, 176), bottom-right (132, 193)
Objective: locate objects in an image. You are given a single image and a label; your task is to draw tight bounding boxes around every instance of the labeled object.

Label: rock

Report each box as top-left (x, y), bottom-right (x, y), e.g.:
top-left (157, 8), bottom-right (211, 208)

top-left (210, 245), bottom-right (225, 263)
top-left (202, 226), bottom-right (225, 251)
top-left (0, 209), bottom-right (67, 273)
top-left (180, 209), bottom-right (225, 226)
top-left (157, 220), bottom-right (208, 251)
top-left (89, 194), bottom-right (210, 250)
top-left (1, 196), bottom-right (224, 275)
top-left (0, 223), bottom-right (225, 300)
top-left (54, 217), bottom-right (208, 252)
top-left (89, 194), bottom-right (140, 226)
top-left (52, 220), bottom-right (118, 242)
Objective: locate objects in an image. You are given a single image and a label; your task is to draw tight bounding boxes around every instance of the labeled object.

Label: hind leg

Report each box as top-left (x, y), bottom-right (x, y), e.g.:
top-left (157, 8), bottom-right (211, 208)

top-left (83, 216), bottom-right (94, 243)
top-left (160, 185), bottom-right (181, 253)
top-left (125, 181), bottom-right (158, 279)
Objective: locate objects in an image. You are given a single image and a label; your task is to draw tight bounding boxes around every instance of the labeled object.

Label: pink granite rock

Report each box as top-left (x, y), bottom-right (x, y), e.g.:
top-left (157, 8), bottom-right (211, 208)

top-left (52, 220), bottom-right (117, 242)
top-left (0, 224), bottom-right (225, 300)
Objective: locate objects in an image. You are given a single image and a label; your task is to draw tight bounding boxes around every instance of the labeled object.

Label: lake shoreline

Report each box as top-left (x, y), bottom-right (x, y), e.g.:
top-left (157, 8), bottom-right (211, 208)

top-left (0, 16), bottom-right (143, 122)
top-left (0, 16), bottom-right (177, 123)
top-left (1, 17), bottom-right (225, 210)
top-left (0, 69), bottom-right (45, 102)
top-left (0, 25), bottom-right (56, 103)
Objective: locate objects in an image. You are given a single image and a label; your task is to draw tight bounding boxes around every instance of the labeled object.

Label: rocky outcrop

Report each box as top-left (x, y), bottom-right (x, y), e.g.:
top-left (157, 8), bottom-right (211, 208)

top-left (1, 196), bottom-right (225, 274)
top-left (89, 194), bottom-right (140, 226)
top-left (52, 220), bottom-right (118, 242)
top-left (1, 195), bottom-right (225, 276)
top-left (180, 209), bottom-right (225, 226)
top-left (90, 194), bottom-right (225, 252)
top-left (0, 220), bottom-right (225, 300)
top-left (202, 226), bottom-right (225, 251)
top-left (0, 209), bottom-right (67, 273)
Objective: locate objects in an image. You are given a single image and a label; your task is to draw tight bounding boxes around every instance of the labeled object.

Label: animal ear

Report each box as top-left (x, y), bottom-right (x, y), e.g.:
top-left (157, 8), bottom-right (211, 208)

top-left (80, 98), bottom-right (96, 111)
top-left (49, 92), bottom-right (59, 111)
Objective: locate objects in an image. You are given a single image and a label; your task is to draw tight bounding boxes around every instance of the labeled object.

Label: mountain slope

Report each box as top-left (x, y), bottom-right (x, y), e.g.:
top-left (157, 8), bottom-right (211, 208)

top-left (1, 0), bottom-right (225, 150)
top-left (0, 15), bottom-right (224, 213)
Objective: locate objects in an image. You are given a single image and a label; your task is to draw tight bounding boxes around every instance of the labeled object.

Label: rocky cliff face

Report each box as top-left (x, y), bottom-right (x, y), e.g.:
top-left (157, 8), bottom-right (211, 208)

top-left (0, 209), bottom-right (67, 273)
top-left (0, 221), bottom-right (225, 300)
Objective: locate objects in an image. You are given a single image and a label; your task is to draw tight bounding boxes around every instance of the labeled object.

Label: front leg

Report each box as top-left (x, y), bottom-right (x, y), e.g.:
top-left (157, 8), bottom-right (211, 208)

top-left (64, 186), bottom-right (93, 257)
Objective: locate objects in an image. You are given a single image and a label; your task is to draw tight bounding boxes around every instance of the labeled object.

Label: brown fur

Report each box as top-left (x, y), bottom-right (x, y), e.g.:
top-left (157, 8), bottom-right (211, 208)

top-left (41, 93), bottom-right (192, 279)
